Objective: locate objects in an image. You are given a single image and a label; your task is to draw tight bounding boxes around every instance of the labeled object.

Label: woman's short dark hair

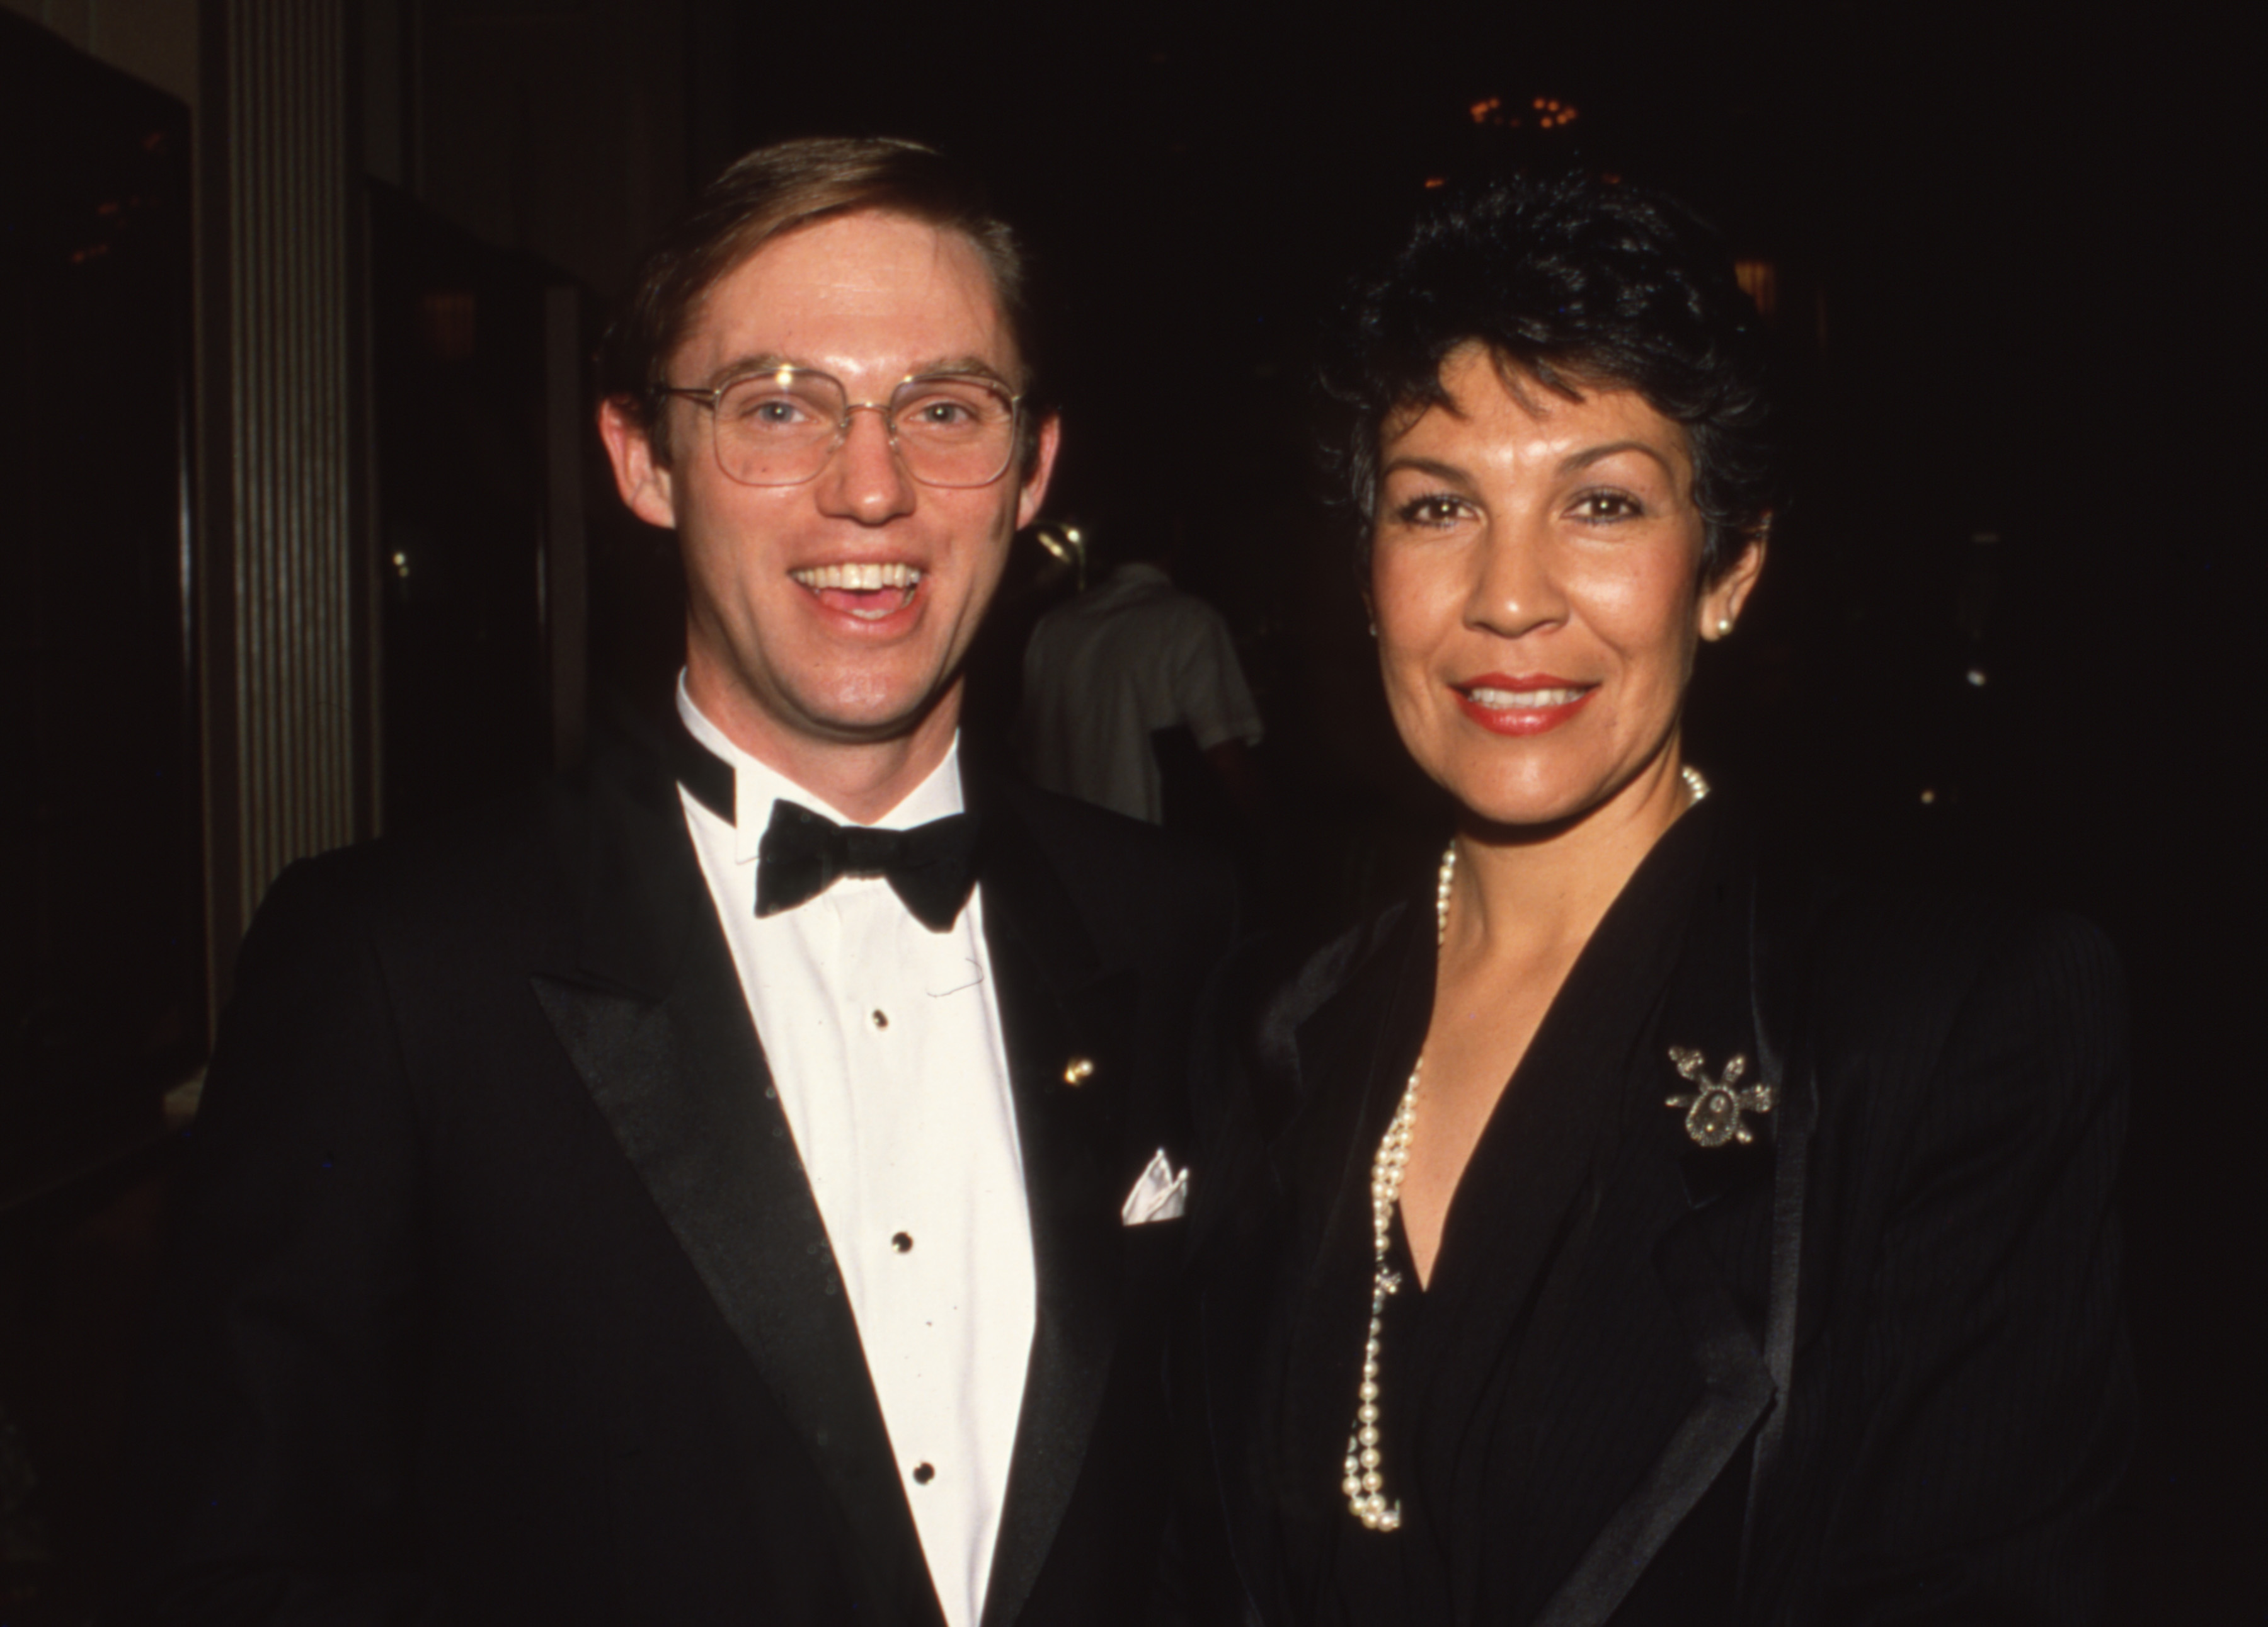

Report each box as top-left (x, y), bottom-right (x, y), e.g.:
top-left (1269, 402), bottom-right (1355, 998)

top-left (599, 136), bottom-right (1042, 467)
top-left (1323, 172), bottom-right (1783, 582)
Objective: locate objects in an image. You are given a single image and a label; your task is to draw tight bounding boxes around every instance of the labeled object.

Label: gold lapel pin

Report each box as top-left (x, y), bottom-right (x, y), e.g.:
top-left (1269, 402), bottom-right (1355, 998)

top-left (1063, 1056), bottom-right (1096, 1087)
top-left (1666, 1047), bottom-right (1775, 1148)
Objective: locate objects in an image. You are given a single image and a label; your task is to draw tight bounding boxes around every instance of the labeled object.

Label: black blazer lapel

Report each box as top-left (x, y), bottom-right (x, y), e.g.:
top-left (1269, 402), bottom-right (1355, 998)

top-left (1191, 905), bottom-right (1424, 1624)
top-left (532, 735), bottom-right (939, 1626)
top-left (1523, 857), bottom-right (1784, 1627)
top-left (973, 793), bottom-right (1145, 1627)
top-left (1526, 1193), bottom-right (1775, 1627)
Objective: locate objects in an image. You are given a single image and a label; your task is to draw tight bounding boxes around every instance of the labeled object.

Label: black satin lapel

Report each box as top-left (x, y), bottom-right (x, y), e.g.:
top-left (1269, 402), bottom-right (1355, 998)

top-left (533, 941), bottom-right (937, 1626)
top-left (1274, 908), bottom-right (1436, 1597)
top-left (1530, 1219), bottom-right (1773, 1627)
top-left (1518, 843), bottom-right (1778, 1627)
top-left (1663, 838), bottom-right (1782, 1214)
top-left (550, 709), bottom-right (721, 1001)
top-left (1190, 1177), bottom-right (1316, 1627)
top-left (975, 812), bottom-right (1142, 1627)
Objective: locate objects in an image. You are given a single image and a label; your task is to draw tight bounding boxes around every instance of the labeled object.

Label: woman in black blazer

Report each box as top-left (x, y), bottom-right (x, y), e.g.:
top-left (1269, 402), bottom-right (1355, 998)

top-left (1171, 174), bottom-right (2131, 1626)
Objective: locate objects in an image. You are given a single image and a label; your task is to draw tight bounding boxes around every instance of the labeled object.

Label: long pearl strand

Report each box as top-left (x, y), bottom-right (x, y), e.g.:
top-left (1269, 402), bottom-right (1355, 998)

top-left (1340, 762), bottom-right (1709, 1531)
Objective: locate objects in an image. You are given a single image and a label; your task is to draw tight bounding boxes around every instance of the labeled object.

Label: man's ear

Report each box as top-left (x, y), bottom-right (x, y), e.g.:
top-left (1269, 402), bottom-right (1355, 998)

top-left (1013, 412), bottom-right (1063, 531)
top-left (598, 396), bottom-right (679, 531)
top-left (1699, 523), bottom-right (1768, 639)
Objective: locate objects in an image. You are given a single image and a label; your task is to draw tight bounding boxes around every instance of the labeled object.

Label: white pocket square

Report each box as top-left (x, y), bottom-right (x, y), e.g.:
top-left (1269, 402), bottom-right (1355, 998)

top-left (1120, 1148), bottom-right (1191, 1226)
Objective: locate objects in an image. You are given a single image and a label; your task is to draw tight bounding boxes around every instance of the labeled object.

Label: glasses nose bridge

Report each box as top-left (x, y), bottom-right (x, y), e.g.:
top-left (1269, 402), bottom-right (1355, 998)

top-left (834, 396), bottom-right (903, 448)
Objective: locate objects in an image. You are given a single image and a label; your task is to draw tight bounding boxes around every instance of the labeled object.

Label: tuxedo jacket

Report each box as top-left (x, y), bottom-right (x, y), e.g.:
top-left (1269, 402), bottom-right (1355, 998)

top-left (1170, 796), bottom-right (2133, 1626)
top-left (116, 718), bottom-right (1240, 1624)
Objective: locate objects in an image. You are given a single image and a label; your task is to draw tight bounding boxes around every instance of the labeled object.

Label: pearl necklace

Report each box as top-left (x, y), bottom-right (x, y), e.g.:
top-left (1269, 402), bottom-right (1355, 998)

top-left (1341, 762), bottom-right (1709, 1531)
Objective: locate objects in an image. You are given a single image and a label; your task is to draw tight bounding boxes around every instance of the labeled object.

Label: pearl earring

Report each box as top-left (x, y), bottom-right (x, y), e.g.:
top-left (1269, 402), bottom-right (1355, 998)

top-left (1715, 617), bottom-right (1734, 638)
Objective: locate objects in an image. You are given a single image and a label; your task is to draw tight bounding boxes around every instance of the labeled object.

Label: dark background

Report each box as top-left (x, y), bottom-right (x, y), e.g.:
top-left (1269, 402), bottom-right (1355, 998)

top-left (3, 1), bottom-right (2254, 1618)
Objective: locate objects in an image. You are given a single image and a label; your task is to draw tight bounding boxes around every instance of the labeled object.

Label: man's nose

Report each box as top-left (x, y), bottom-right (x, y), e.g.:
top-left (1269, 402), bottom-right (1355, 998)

top-left (816, 403), bottom-right (917, 524)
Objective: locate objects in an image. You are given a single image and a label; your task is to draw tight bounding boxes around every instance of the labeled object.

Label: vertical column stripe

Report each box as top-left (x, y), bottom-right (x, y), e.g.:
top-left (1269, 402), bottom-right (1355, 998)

top-left (222, 0), bottom-right (357, 925)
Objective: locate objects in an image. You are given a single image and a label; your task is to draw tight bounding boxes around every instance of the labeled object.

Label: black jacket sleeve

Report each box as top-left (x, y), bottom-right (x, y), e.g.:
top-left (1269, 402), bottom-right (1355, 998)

top-left (113, 853), bottom-right (448, 1623)
top-left (1776, 909), bottom-right (2134, 1626)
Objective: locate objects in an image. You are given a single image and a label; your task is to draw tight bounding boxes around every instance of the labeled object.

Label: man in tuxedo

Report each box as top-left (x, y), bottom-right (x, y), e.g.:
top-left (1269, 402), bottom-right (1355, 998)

top-left (117, 139), bottom-right (1237, 1626)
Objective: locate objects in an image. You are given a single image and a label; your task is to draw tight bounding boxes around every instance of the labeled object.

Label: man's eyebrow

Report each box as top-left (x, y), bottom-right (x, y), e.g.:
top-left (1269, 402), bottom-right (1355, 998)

top-left (1560, 439), bottom-right (1679, 478)
top-left (702, 353), bottom-right (799, 388)
top-left (698, 354), bottom-right (1019, 391)
top-left (906, 357), bottom-right (1019, 389)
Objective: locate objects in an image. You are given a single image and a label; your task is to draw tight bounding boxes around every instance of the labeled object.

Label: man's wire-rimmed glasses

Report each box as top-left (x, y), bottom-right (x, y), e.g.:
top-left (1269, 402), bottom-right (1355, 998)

top-left (656, 366), bottom-right (1023, 489)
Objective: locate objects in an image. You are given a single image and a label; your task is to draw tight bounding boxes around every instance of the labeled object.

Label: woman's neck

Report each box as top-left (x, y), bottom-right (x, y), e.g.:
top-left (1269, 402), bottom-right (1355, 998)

top-left (1444, 756), bottom-right (1695, 973)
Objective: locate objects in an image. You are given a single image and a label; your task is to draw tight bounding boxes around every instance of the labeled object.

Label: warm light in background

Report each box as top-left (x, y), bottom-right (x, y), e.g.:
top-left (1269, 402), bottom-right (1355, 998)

top-left (1465, 94), bottom-right (1577, 131)
top-left (1734, 259), bottom-right (1778, 319)
top-left (1033, 522), bottom-right (1088, 590)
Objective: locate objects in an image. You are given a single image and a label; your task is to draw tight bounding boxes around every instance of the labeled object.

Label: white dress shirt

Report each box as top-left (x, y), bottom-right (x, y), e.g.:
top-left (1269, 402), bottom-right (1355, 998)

top-left (676, 683), bottom-right (1036, 1627)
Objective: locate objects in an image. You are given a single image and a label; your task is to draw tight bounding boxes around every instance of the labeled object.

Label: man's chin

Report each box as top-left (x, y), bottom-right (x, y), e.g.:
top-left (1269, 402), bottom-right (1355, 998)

top-left (780, 674), bottom-right (959, 750)
top-left (690, 649), bottom-right (955, 739)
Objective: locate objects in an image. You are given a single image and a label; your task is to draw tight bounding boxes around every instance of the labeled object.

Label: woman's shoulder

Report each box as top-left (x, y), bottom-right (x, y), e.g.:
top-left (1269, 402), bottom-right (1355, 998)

top-left (1213, 896), bottom-right (1424, 1143)
top-left (1261, 898), bottom-right (1411, 1019)
top-left (1718, 784), bottom-right (2116, 1022)
top-left (1790, 867), bottom-right (2122, 1032)
top-left (1765, 857), bottom-right (2129, 1167)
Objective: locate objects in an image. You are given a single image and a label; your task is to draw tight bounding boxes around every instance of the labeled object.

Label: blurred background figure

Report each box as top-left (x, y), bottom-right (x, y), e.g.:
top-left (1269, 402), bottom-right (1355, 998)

top-left (1017, 506), bottom-right (1265, 846)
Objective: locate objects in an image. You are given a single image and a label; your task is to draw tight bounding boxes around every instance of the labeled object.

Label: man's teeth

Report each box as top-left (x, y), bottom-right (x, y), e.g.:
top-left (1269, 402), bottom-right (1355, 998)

top-left (790, 562), bottom-right (922, 592)
top-left (1465, 686), bottom-right (1586, 709)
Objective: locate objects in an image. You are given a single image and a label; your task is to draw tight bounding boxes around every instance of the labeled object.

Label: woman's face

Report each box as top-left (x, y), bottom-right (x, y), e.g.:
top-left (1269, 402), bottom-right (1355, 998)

top-left (1369, 345), bottom-right (1761, 832)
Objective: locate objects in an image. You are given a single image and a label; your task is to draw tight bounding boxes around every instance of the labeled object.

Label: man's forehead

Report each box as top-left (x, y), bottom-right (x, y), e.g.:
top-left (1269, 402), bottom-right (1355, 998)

top-left (675, 211), bottom-right (1017, 385)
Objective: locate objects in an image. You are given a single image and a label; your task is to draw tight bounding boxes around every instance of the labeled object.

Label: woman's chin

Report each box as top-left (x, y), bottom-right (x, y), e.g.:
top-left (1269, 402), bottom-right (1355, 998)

top-left (1447, 787), bottom-right (1605, 840)
top-left (1439, 760), bottom-right (1687, 845)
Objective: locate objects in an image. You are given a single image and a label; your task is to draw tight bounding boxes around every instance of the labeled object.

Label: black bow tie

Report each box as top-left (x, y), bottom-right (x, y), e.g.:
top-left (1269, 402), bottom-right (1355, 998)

top-left (755, 799), bottom-right (981, 931)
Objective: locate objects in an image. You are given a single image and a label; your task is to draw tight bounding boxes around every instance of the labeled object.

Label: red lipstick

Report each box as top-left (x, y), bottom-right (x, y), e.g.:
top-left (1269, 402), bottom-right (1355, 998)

top-left (1451, 673), bottom-right (1595, 736)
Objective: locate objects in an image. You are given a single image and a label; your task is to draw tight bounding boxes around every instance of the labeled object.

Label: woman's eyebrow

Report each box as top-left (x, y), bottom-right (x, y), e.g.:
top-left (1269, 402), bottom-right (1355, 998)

top-left (1560, 439), bottom-right (1678, 477)
top-left (1378, 455), bottom-right (1472, 485)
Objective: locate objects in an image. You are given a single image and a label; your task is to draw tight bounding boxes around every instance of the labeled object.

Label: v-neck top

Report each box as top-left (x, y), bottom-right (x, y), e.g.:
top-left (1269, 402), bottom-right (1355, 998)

top-left (1271, 797), bottom-right (1741, 1626)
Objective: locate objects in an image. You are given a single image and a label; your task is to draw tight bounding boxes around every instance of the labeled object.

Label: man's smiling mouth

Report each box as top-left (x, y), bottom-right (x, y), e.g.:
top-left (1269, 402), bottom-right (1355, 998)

top-left (790, 562), bottom-right (924, 620)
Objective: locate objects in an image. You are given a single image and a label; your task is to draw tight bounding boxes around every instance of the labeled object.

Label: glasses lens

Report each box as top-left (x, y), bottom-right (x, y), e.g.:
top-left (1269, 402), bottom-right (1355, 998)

top-left (890, 377), bottom-right (1018, 488)
top-left (702, 370), bottom-right (1019, 488)
top-left (711, 372), bottom-right (845, 486)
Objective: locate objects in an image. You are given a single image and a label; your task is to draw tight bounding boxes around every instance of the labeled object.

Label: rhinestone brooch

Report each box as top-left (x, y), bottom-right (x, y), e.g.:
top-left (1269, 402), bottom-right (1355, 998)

top-left (1665, 1048), bottom-right (1775, 1148)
